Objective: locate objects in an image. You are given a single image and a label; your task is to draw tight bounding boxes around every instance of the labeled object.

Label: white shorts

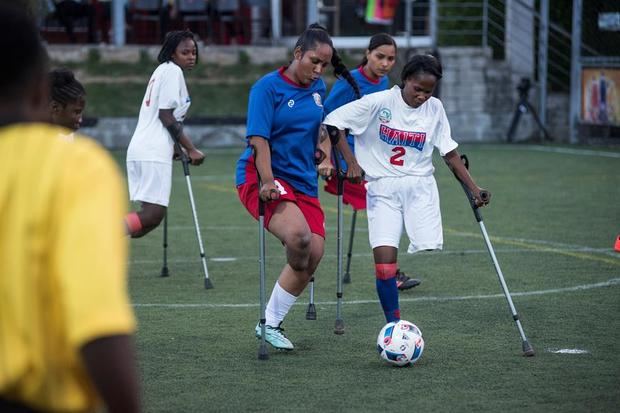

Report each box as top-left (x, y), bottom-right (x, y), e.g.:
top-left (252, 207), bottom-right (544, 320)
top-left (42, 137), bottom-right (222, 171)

top-left (366, 175), bottom-right (443, 254)
top-left (126, 161), bottom-right (172, 207)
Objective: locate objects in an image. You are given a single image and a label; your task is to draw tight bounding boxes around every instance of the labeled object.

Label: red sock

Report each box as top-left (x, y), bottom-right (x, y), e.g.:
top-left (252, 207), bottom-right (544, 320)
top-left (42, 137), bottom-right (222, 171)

top-left (375, 263), bottom-right (400, 323)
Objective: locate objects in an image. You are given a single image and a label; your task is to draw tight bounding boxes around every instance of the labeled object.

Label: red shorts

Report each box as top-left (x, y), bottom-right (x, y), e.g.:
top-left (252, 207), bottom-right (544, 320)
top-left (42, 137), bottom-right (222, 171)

top-left (237, 168), bottom-right (325, 238)
top-left (324, 176), bottom-right (368, 211)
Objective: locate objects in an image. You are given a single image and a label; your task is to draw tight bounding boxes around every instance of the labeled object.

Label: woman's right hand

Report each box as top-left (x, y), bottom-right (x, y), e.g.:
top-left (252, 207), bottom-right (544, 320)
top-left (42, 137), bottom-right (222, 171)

top-left (345, 161), bottom-right (364, 184)
top-left (317, 157), bottom-right (335, 178)
top-left (259, 181), bottom-right (280, 202)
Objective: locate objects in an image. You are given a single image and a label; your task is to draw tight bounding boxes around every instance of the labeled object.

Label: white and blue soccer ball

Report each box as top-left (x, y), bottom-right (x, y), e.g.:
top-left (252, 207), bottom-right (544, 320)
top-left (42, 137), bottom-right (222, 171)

top-left (376, 320), bottom-right (424, 367)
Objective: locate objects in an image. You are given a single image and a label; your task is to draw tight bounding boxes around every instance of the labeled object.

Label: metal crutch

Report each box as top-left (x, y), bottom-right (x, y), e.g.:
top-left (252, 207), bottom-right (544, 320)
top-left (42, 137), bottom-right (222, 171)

top-left (172, 136), bottom-right (213, 289)
top-left (160, 211), bottom-right (170, 277)
top-left (343, 209), bottom-right (357, 284)
top-left (446, 154), bottom-right (534, 357)
top-left (332, 146), bottom-right (346, 335)
top-left (254, 149), bottom-right (269, 360)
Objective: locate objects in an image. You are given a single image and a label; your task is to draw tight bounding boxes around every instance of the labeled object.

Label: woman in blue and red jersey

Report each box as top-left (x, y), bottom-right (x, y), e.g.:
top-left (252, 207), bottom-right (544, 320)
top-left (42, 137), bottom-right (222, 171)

top-left (235, 24), bottom-right (361, 351)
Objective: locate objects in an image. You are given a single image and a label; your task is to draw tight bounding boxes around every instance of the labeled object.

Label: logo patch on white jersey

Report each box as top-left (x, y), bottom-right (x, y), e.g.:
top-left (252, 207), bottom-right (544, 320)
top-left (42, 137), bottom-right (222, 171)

top-left (288, 99), bottom-right (295, 108)
top-left (378, 108), bottom-right (392, 123)
top-left (312, 92), bottom-right (323, 107)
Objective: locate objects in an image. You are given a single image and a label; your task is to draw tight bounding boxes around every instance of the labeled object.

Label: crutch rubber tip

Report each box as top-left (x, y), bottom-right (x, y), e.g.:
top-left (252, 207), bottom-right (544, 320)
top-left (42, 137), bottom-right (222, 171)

top-left (306, 304), bottom-right (317, 320)
top-left (257, 347), bottom-right (269, 360)
top-left (522, 341), bottom-right (535, 357)
top-left (160, 267), bottom-right (169, 277)
top-left (343, 273), bottom-right (351, 284)
top-left (204, 278), bottom-right (214, 289)
top-left (334, 319), bottom-right (345, 335)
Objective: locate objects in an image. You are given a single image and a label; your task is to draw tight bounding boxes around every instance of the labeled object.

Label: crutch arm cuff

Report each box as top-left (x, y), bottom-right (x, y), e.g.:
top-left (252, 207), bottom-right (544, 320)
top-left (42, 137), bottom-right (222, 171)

top-left (166, 121), bottom-right (184, 143)
top-left (325, 124), bottom-right (342, 145)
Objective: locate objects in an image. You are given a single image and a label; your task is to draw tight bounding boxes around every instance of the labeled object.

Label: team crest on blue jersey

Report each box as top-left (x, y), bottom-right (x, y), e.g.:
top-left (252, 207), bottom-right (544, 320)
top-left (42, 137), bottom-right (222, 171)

top-left (312, 92), bottom-right (323, 107)
top-left (378, 108), bottom-right (392, 123)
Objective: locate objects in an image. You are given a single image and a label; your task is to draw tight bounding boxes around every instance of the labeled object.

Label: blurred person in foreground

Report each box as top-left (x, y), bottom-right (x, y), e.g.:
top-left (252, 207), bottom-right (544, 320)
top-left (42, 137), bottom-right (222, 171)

top-left (0, 4), bottom-right (140, 413)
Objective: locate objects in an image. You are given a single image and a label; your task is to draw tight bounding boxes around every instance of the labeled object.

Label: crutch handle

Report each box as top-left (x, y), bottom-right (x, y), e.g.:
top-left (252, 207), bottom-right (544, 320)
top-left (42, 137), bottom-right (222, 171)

top-left (479, 190), bottom-right (490, 202)
top-left (444, 154), bottom-right (483, 222)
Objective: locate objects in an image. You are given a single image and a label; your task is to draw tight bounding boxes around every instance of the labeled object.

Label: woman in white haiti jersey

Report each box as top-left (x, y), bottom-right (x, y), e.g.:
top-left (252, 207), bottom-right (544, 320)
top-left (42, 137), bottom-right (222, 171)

top-left (125, 30), bottom-right (205, 238)
top-left (318, 33), bottom-right (422, 291)
top-left (323, 54), bottom-right (490, 324)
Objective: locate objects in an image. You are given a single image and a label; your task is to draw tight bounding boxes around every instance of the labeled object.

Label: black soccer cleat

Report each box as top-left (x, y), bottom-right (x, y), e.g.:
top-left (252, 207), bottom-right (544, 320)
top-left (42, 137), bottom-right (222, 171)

top-left (396, 269), bottom-right (421, 291)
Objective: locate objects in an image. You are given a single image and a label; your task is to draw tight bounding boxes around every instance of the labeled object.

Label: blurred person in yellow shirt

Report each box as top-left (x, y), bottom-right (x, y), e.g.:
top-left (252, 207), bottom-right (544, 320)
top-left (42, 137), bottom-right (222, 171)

top-left (0, 4), bottom-right (140, 413)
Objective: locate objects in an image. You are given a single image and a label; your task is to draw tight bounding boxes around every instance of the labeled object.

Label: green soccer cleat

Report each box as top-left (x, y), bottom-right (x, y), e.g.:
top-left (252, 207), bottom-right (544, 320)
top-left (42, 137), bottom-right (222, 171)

top-left (396, 269), bottom-right (421, 291)
top-left (255, 323), bottom-right (294, 351)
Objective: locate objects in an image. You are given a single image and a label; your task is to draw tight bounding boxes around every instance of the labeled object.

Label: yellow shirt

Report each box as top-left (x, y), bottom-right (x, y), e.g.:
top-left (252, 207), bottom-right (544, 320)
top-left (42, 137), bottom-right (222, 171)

top-left (0, 124), bottom-right (136, 412)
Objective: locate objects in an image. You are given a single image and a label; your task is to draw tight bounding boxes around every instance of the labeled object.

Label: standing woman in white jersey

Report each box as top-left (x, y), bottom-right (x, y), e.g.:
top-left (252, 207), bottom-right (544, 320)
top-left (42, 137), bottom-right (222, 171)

top-left (323, 55), bottom-right (490, 324)
top-left (125, 30), bottom-right (205, 238)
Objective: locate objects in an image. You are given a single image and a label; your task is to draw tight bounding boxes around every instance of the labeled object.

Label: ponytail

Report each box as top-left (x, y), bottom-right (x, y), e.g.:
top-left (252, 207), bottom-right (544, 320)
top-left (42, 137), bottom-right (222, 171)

top-left (300, 23), bottom-right (361, 99)
top-left (331, 48), bottom-right (361, 99)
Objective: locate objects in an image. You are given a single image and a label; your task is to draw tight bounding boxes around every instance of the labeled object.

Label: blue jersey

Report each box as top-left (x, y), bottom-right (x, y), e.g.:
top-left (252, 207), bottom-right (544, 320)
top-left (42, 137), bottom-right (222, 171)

top-left (236, 67), bottom-right (327, 197)
top-left (324, 67), bottom-right (389, 169)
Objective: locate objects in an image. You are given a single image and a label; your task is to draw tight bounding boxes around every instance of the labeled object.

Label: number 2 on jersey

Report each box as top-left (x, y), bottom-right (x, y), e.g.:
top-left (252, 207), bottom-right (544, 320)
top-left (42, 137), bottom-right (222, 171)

top-left (390, 146), bottom-right (406, 166)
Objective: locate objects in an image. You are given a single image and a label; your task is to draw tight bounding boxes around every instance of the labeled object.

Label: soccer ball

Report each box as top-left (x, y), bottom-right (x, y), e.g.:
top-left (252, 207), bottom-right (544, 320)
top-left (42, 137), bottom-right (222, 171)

top-left (376, 320), bottom-right (424, 366)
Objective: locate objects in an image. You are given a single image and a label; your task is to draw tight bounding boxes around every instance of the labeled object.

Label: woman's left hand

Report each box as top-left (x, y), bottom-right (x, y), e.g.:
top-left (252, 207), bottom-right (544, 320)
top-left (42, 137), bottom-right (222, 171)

top-left (188, 148), bottom-right (205, 166)
top-left (473, 187), bottom-right (491, 207)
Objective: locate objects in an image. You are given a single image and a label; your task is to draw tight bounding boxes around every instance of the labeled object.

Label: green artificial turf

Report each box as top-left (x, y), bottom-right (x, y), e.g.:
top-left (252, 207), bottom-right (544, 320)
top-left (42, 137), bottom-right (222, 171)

top-left (112, 144), bottom-right (619, 412)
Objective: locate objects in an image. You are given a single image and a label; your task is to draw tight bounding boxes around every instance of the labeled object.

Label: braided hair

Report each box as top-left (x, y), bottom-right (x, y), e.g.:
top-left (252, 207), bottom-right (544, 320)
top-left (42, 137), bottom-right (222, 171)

top-left (400, 54), bottom-right (442, 88)
top-left (295, 23), bottom-right (361, 99)
top-left (49, 68), bottom-right (85, 107)
top-left (157, 30), bottom-right (199, 64)
top-left (360, 33), bottom-right (397, 67)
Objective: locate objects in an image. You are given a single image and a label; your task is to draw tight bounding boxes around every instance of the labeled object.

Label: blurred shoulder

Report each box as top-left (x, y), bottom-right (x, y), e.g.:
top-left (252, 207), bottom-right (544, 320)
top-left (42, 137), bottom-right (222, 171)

top-left (69, 133), bottom-right (121, 174)
top-left (1, 123), bottom-right (121, 179)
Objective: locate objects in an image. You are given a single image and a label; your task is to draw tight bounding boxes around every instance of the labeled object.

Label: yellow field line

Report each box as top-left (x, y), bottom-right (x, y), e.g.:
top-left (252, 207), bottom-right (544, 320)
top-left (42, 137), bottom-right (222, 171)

top-left (444, 228), bottom-right (619, 266)
top-left (196, 182), bottom-right (237, 194)
top-left (187, 185), bottom-right (617, 267)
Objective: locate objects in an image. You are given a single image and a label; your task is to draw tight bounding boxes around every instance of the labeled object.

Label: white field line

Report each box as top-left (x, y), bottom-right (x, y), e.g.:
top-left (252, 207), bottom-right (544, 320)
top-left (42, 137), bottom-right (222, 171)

top-left (132, 277), bottom-right (620, 308)
top-left (547, 349), bottom-right (590, 354)
top-left (173, 175), bottom-right (234, 182)
top-left (129, 246), bottom-right (615, 265)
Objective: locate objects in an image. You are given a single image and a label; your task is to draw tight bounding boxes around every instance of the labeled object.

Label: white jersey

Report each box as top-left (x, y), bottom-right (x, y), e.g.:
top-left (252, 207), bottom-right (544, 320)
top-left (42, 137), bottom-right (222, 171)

top-left (323, 85), bottom-right (458, 179)
top-left (126, 62), bottom-right (191, 165)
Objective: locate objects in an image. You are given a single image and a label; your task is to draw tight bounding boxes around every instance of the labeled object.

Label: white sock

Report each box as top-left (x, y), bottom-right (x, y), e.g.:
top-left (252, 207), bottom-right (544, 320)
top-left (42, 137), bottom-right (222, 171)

top-left (265, 281), bottom-right (297, 327)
